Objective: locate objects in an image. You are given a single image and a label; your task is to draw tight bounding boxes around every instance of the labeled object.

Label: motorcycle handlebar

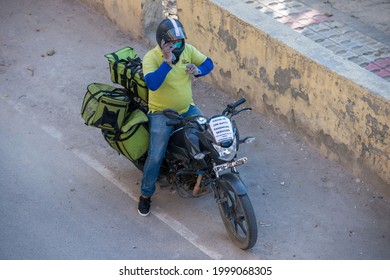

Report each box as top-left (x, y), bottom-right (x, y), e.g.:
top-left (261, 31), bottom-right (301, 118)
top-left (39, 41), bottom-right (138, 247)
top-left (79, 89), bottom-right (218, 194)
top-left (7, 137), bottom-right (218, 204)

top-left (228, 98), bottom-right (246, 109)
top-left (223, 98), bottom-right (248, 116)
top-left (165, 98), bottom-right (250, 126)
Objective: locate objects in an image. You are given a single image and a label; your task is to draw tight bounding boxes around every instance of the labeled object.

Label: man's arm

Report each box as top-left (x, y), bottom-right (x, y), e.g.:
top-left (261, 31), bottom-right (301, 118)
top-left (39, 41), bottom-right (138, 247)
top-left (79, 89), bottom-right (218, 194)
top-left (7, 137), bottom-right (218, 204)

top-left (185, 57), bottom-right (214, 77)
top-left (144, 43), bottom-right (177, 91)
top-left (144, 62), bottom-right (171, 91)
top-left (195, 57), bottom-right (214, 77)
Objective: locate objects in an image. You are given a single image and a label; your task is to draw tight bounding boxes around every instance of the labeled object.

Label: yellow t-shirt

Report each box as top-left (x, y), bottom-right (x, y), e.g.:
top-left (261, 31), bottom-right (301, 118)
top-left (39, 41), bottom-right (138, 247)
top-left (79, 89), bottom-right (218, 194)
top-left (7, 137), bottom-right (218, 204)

top-left (143, 44), bottom-right (207, 114)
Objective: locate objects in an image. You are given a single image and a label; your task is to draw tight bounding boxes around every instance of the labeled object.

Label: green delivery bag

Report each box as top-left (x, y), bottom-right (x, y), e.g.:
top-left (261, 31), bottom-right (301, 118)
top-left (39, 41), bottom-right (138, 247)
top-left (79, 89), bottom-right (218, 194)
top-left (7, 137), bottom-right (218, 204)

top-left (81, 83), bottom-right (132, 131)
top-left (103, 109), bottom-right (149, 162)
top-left (105, 47), bottom-right (148, 106)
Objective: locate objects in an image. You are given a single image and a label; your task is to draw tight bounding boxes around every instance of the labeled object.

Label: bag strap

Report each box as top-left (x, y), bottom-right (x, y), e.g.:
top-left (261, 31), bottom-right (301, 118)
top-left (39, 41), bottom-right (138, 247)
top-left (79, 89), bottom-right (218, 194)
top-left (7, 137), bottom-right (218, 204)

top-left (113, 53), bottom-right (120, 84)
top-left (111, 52), bottom-right (122, 84)
top-left (116, 123), bottom-right (142, 142)
top-left (81, 88), bottom-right (105, 116)
top-left (93, 107), bottom-right (121, 131)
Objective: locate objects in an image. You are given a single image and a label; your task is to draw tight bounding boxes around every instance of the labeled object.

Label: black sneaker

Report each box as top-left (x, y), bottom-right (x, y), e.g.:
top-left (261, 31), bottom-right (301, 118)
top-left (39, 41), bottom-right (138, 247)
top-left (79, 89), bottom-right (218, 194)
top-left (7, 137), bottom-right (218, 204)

top-left (138, 196), bottom-right (151, 216)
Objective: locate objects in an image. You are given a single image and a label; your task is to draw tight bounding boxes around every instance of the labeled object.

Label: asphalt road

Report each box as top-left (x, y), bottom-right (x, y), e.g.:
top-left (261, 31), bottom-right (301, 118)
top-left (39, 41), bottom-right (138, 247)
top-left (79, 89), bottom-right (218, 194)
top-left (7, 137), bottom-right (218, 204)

top-left (0, 101), bottom-right (215, 260)
top-left (1, 0), bottom-right (389, 260)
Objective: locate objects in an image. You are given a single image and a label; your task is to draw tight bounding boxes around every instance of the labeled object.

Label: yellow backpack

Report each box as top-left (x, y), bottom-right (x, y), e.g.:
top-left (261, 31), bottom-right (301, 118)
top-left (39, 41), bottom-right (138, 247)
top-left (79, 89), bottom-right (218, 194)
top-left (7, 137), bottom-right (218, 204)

top-left (102, 108), bottom-right (149, 163)
top-left (105, 47), bottom-right (148, 107)
top-left (80, 83), bottom-right (131, 131)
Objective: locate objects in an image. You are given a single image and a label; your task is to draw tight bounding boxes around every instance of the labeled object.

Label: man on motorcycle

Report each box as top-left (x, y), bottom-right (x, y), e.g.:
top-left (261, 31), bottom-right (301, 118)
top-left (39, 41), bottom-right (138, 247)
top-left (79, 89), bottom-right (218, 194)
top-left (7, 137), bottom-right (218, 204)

top-left (138, 18), bottom-right (214, 216)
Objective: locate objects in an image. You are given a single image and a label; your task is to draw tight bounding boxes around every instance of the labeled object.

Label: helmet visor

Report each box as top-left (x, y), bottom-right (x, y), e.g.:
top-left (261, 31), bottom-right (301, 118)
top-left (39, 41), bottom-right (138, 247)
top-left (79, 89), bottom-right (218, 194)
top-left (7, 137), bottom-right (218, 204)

top-left (164, 27), bottom-right (187, 42)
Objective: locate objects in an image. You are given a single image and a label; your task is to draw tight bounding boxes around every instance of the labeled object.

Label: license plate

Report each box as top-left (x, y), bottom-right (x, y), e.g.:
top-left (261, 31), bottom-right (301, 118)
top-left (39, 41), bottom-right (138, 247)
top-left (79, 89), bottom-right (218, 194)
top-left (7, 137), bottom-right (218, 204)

top-left (213, 157), bottom-right (248, 174)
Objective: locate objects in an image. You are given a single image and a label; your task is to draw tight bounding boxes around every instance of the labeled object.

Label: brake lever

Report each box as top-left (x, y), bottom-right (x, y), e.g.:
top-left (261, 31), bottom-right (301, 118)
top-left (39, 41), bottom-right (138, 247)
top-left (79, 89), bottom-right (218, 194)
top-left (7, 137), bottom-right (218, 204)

top-left (232, 107), bottom-right (252, 117)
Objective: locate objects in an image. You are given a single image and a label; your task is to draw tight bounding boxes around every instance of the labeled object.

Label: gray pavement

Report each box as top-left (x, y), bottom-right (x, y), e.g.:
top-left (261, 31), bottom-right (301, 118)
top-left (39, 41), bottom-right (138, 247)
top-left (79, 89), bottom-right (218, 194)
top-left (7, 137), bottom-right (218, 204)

top-left (0, 101), bottom-right (209, 259)
top-left (1, 0), bottom-right (390, 260)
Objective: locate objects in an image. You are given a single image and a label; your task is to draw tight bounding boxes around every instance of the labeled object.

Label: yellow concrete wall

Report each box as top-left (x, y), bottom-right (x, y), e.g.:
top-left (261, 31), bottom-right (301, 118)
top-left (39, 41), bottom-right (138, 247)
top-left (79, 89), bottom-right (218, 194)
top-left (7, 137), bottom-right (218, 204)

top-left (178, 0), bottom-right (390, 192)
top-left (78, 0), bottom-right (390, 193)
top-left (79, 0), bottom-right (162, 41)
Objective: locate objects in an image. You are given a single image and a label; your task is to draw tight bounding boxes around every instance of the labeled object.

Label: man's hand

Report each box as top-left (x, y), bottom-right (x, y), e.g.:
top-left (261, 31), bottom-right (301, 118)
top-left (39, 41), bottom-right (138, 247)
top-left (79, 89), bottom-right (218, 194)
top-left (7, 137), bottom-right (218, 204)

top-left (162, 42), bottom-right (175, 64)
top-left (185, 64), bottom-right (201, 76)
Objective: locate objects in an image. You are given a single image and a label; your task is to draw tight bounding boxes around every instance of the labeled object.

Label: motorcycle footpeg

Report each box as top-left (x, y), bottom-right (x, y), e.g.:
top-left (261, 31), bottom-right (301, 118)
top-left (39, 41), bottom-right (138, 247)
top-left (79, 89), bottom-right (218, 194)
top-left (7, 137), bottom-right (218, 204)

top-left (158, 177), bottom-right (171, 189)
top-left (159, 183), bottom-right (172, 189)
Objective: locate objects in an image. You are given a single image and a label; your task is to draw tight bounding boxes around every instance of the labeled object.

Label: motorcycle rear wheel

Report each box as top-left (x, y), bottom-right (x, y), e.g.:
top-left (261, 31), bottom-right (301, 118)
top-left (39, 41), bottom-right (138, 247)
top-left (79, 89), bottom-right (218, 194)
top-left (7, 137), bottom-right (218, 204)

top-left (217, 182), bottom-right (257, 250)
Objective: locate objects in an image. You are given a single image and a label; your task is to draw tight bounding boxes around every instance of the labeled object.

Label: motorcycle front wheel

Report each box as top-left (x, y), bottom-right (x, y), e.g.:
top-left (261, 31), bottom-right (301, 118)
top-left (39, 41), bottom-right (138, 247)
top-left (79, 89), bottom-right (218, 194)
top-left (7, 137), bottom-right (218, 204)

top-left (216, 177), bottom-right (258, 250)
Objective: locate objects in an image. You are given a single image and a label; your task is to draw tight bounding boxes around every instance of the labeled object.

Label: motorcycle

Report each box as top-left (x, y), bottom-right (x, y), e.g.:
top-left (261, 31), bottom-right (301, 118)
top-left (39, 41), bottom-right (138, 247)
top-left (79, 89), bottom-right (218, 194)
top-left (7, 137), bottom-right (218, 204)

top-left (157, 98), bottom-right (258, 250)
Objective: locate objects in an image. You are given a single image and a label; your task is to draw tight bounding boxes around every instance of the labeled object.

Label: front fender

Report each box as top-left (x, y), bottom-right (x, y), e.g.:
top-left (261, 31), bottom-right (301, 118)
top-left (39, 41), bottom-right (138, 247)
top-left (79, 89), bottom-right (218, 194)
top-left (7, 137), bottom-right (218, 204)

top-left (218, 173), bottom-right (248, 195)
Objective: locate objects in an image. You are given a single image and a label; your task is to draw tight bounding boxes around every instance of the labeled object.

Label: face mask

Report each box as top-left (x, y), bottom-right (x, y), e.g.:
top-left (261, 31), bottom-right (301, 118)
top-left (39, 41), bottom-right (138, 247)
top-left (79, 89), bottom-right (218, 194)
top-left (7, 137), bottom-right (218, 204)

top-left (171, 40), bottom-right (183, 49)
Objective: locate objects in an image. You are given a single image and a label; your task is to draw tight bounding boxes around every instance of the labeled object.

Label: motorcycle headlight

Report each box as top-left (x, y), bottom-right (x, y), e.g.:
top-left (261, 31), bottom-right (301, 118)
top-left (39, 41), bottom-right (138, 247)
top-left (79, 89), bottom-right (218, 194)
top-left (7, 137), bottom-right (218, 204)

top-left (212, 137), bottom-right (237, 161)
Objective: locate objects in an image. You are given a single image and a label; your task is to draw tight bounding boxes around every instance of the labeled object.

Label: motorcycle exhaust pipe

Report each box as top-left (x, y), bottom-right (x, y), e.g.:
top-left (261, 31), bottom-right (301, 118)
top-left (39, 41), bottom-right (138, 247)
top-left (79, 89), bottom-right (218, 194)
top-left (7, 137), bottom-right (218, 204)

top-left (193, 174), bottom-right (203, 196)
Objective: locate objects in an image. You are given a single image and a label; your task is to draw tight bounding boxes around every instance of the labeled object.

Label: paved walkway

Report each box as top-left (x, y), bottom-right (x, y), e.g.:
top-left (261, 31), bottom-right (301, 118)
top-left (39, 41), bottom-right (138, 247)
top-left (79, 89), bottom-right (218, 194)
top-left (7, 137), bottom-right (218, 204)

top-left (247, 0), bottom-right (390, 82)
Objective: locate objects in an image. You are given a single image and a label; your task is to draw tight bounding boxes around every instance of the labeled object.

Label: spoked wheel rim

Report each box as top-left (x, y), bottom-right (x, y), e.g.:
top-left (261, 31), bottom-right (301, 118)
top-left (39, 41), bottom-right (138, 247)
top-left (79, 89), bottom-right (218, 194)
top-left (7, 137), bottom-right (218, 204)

top-left (217, 185), bottom-right (257, 250)
top-left (221, 190), bottom-right (249, 240)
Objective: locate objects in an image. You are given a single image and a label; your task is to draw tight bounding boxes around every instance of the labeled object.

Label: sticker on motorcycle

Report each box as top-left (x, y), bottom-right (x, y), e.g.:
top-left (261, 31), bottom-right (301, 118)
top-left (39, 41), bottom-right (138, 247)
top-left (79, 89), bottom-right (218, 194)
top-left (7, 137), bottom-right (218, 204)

top-left (209, 116), bottom-right (234, 143)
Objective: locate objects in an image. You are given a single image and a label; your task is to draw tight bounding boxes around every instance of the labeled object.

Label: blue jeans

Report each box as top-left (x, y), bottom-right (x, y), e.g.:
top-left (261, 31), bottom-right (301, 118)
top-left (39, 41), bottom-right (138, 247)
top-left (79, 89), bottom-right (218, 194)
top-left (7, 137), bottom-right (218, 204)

top-left (140, 105), bottom-right (203, 197)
